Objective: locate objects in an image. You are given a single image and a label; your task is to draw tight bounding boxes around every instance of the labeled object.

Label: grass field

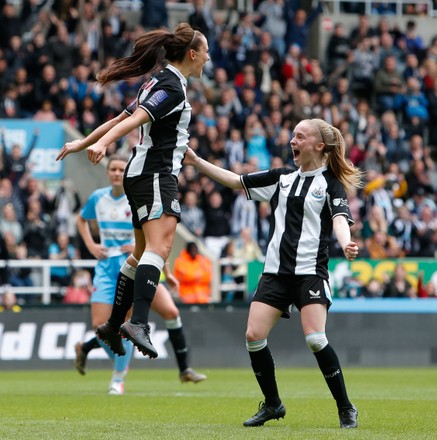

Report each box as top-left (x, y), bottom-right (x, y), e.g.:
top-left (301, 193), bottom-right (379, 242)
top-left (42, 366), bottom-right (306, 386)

top-left (1, 367), bottom-right (436, 440)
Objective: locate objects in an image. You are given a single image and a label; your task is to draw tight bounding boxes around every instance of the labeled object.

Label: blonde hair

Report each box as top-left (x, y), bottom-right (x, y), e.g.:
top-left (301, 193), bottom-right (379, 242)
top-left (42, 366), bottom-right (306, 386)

top-left (311, 118), bottom-right (363, 192)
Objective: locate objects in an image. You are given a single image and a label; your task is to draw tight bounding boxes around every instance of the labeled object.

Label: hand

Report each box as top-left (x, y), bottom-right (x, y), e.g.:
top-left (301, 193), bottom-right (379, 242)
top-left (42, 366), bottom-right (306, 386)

top-left (344, 242), bottom-right (359, 261)
top-left (56, 139), bottom-right (83, 161)
top-left (183, 147), bottom-right (199, 167)
top-left (87, 143), bottom-right (107, 165)
top-left (90, 243), bottom-right (108, 260)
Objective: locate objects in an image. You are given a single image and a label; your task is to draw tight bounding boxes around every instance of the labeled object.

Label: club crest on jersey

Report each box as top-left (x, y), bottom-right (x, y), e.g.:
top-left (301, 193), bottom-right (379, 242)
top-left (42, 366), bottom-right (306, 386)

top-left (311, 187), bottom-right (325, 199)
top-left (171, 199), bottom-right (181, 213)
top-left (147, 90), bottom-right (169, 107)
top-left (332, 198), bottom-right (348, 207)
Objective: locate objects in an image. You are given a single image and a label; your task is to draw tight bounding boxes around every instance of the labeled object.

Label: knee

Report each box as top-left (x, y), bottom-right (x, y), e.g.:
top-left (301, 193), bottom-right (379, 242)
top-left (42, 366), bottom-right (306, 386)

top-left (305, 332), bottom-right (328, 353)
top-left (245, 326), bottom-right (265, 343)
top-left (160, 306), bottom-right (179, 321)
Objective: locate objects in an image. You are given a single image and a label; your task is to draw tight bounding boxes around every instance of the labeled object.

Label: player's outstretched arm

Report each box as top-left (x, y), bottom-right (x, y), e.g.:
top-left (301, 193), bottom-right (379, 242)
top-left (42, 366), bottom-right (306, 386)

top-left (184, 147), bottom-right (243, 190)
top-left (55, 112), bottom-right (129, 161)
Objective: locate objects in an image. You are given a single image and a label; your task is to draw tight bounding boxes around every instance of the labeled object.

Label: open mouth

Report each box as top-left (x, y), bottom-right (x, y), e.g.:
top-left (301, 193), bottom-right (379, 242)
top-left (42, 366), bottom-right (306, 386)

top-left (292, 149), bottom-right (300, 160)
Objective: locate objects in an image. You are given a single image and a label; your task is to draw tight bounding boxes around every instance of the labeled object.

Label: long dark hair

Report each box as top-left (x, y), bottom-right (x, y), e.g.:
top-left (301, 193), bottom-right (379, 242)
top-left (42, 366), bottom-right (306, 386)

top-left (97, 23), bottom-right (202, 85)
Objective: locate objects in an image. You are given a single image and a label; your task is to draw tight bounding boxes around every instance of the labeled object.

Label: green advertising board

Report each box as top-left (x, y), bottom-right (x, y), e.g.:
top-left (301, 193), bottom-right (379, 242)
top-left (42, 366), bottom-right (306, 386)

top-left (247, 258), bottom-right (437, 297)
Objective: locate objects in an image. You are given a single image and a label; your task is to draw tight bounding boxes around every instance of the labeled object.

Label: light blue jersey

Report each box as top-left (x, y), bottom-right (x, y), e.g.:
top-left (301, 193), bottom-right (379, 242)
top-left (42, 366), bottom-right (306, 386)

top-left (80, 186), bottom-right (134, 304)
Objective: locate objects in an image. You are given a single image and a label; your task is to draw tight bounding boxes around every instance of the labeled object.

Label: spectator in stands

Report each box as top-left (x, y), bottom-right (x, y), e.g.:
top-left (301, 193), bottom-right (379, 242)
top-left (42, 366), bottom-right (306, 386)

top-left (0, 203), bottom-right (23, 244)
top-left (373, 55), bottom-right (404, 115)
top-left (399, 76), bottom-right (429, 137)
top-left (403, 20), bottom-right (425, 59)
top-left (0, 3), bottom-right (21, 50)
top-left (362, 278), bottom-right (384, 298)
top-left (0, 177), bottom-right (25, 225)
top-left (326, 23), bottom-right (350, 76)
top-left (33, 99), bottom-right (57, 121)
top-left (180, 190), bottom-right (206, 238)
top-left (366, 229), bottom-right (404, 259)
top-left (50, 179), bottom-right (81, 239)
top-left (7, 242), bottom-right (35, 304)
top-left (383, 122), bottom-right (410, 173)
top-left (231, 189), bottom-right (258, 239)
top-left (284, 2), bottom-right (323, 54)
top-left (361, 204), bottom-right (388, 240)
top-left (48, 231), bottom-right (78, 289)
top-left (22, 198), bottom-right (50, 259)
top-left (413, 205), bottom-right (437, 257)
top-left (231, 226), bottom-right (263, 286)
top-left (389, 204), bottom-right (417, 256)
top-left (383, 264), bottom-right (416, 298)
top-left (426, 76), bottom-right (437, 148)
top-left (347, 37), bottom-right (379, 100)
top-left (0, 127), bottom-right (39, 187)
top-left (256, 201), bottom-right (271, 256)
top-left (0, 288), bottom-right (21, 313)
top-left (174, 241), bottom-right (212, 304)
top-left (0, 79), bottom-right (20, 118)
top-left (141, 0), bottom-right (168, 30)
top-left (62, 269), bottom-right (93, 304)
top-left (202, 189), bottom-right (232, 257)
top-left (349, 15), bottom-right (376, 48)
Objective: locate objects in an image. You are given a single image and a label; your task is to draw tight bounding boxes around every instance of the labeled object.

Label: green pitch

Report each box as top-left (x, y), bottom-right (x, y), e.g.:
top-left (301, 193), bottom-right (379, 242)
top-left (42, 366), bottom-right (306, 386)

top-left (1, 367), bottom-right (436, 440)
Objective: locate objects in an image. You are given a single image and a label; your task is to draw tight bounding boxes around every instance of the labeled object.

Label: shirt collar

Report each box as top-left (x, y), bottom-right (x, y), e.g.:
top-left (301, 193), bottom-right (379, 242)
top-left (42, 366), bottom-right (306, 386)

top-left (166, 64), bottom-right (187, 87)
top-left (298, 165), bottom-right (327, 178)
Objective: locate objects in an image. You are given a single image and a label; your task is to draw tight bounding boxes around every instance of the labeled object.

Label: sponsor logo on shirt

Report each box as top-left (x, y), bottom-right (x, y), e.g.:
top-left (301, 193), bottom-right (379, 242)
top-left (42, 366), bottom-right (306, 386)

top-left (332, 198), bottom-right (348, 207)
top-left (147, 90), bottom-right (169, 107)
top-left (171, 199), bottom-right (181, 213)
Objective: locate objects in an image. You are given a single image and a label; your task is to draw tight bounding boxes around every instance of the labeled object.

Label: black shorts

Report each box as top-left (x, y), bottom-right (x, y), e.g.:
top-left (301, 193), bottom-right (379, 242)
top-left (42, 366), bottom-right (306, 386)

top-left (252, 273), bottom-right (333, 317)
top-left (123, 173), bottom-right (181, 229)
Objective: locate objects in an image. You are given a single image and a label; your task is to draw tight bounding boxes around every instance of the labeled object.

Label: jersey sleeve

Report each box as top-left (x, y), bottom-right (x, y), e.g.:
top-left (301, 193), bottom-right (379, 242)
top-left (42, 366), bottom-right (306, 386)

top-left (125, 97), bottom-right (138, 115)
top-left (139, 86), bottom-right (184, 121)
top-left (328, 178), bottom-right (354, 226)
top-left (241, 168), bottom-right (287, 201)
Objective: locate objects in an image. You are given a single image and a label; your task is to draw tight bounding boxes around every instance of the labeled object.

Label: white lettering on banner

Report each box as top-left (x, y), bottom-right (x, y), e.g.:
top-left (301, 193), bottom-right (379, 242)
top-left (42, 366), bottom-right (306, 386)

top-left (0, 322), bottom-right (169, 361)
top-left (39, 323), bottom-right (69, 359)
top-left (0, 323), bottom-right (36, 360)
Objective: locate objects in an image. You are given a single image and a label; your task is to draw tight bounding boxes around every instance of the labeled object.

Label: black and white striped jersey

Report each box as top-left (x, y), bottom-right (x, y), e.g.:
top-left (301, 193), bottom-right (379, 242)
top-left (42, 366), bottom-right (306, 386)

top-left (124, 65), bottom-right (191, 178)
top-left (241, 166), bottom-right (354, 279)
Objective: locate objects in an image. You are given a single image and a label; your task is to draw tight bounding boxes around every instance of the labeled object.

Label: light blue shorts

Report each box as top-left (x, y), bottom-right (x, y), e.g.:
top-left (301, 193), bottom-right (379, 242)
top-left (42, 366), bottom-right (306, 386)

top-left (91, 254), bottom-right (128, 304)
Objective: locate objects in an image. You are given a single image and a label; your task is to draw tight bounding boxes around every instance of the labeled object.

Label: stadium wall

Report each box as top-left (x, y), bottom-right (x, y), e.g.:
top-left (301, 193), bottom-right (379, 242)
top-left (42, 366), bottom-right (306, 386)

top-left (1, 301), bottom-right (436, 370)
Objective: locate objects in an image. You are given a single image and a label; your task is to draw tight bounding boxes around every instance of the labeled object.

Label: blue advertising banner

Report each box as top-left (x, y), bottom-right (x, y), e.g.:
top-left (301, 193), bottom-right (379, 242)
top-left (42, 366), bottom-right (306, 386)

top-left (0, 119), bottom-right (64, 180)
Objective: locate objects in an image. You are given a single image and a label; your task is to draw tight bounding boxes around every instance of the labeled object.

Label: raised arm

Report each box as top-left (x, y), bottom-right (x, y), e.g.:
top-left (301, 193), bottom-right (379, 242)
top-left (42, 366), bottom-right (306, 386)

top-left (183, 147), bottom-right (243, 190)
top-left (86, 108), bottom-right (151, 165)
top-left (56, 111), bottom-right (130, 161)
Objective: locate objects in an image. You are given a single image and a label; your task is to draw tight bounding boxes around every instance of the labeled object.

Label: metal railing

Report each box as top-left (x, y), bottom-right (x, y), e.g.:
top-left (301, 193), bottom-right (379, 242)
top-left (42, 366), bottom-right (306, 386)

top-left (325, 0), bottom-right (434, 16)
top-left (0, 258), bottom-right (254, 304)
top-left (0, 260), bottom-right (97, 304)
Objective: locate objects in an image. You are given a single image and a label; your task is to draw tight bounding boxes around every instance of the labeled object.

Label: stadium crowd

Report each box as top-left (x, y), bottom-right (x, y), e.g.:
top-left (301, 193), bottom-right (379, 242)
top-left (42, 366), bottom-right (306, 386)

top-left (1, 0), bottom-right (437, 303)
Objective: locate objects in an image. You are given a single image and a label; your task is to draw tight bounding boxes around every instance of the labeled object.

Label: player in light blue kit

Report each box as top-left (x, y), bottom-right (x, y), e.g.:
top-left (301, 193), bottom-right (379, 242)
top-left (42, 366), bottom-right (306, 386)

top-left (75, 154), bottom-right (206, 394)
